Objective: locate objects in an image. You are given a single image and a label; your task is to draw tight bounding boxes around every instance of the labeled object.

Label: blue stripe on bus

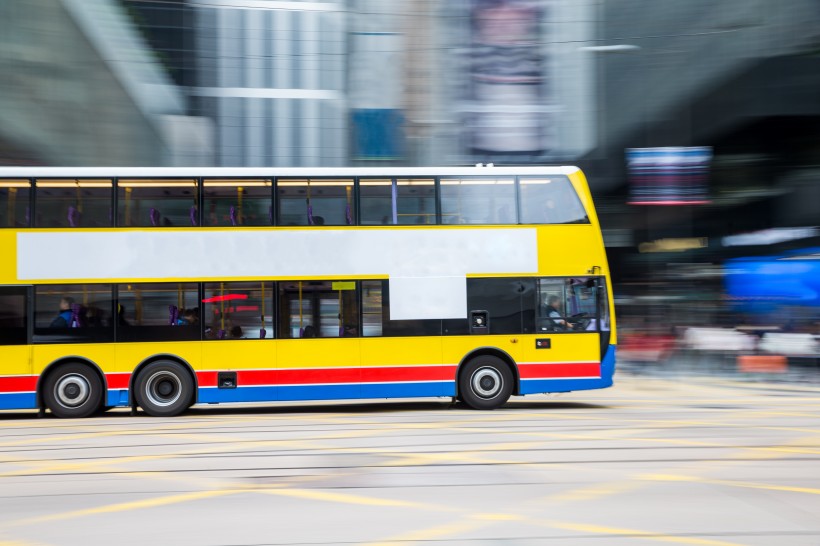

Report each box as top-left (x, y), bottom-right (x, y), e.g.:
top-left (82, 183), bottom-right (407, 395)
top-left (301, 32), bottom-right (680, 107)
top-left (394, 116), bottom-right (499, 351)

top-left (106, 390), bottom-right (129, 407)
top-left (519, 346), bottom-right (616, 395)
top-left (0, 392), bottom-right (37, 410)
top-left (196, 381), bottom-right (456, 405)
top-left (602, 344), bottom-right (617, 379)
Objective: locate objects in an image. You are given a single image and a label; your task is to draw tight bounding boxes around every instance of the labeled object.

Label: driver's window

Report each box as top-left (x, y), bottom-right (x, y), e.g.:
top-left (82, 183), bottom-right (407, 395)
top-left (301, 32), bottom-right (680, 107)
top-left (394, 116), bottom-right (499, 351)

top-left (537, 277), bottom-right (598, 333)
top-left (537, 279), bottom-right (567, 332)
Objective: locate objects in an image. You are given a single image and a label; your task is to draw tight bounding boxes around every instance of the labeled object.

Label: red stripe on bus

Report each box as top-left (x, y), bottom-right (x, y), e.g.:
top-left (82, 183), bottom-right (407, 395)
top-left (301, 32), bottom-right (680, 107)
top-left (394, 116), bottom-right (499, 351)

top-left (105, 374), bottom-right (131, 389)
top-left (518, 362), bottom-right (600, 379)
top-left (197, 366), bottom-right (457, 387)
top-left (0, 376), bottom-right (37, 393)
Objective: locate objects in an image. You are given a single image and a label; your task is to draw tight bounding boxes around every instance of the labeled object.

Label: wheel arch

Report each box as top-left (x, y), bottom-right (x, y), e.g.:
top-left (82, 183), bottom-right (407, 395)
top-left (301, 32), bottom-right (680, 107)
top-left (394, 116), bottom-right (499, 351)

top-left (36, 356), bottom-right (108, 410)
top-left (130, 354), bottom-right (199, 405)
top-left (456, 347), bottom-right (521, 397)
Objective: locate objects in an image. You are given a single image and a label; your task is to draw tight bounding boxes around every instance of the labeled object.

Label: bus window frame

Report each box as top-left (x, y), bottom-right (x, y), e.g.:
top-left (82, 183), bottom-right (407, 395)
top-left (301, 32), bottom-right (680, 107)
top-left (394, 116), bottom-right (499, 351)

top-left (438, 175), bottom-right (518, 226)
top-left (115, 178), bottom-right (201, 228)
top-left (201, 177), bottom-right (274, 227)
top-left (33, 178), bottom-right (115, 229)
top-left (276, 177), bottom-right (356, 227)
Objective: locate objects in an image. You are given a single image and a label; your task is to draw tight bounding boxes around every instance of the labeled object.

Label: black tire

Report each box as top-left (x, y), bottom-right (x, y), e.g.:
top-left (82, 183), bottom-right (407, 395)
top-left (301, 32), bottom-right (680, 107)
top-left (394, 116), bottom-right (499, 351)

top-left (458, 355), bottom-right (514, 410)
top-left (134, 361), bottom-right (194, 417)
top-left (42, 362), bottom-right (104, 418)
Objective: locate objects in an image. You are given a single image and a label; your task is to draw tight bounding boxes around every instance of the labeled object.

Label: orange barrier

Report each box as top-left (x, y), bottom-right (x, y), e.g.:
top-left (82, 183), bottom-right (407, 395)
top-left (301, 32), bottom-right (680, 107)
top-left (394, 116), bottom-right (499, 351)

top-left (737, 355), bottom-right (787, 373)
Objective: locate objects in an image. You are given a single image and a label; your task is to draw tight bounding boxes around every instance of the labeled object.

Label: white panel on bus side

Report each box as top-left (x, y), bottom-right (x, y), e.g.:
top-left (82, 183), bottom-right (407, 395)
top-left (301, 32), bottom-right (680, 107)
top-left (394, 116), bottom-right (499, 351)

top-left (17, 228), bottom-right (538, 320)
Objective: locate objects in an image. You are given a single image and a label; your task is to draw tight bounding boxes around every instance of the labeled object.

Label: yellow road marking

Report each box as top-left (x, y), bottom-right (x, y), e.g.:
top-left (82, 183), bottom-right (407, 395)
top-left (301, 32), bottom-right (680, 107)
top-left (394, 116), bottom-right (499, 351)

top-left (364, 519), bottom-right (493, 546)
top-left (5, 490), bottom-right (237, 528)
top-left (259, 487), bottom-right (453, 511)
top-left (540, 520), bottom-right (746, 546)
top-left (643, 474), bottom-right (820, 495)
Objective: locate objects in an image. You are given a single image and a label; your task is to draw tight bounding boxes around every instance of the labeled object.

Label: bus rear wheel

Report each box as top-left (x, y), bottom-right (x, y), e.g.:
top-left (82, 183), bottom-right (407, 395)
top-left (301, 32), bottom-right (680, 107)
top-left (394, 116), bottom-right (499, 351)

top-left (134, 361), bottom-right (194, 417)
top-left (458, 356), bottom-right (513, 410)
top-left (43, 362), bottom-right (104, 418)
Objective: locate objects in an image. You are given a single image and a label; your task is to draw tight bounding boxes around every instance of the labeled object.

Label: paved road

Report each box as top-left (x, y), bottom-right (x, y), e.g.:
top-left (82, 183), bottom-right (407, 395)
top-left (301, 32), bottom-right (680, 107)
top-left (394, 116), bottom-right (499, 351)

top-left (1, 375), bottom-right (819, 546)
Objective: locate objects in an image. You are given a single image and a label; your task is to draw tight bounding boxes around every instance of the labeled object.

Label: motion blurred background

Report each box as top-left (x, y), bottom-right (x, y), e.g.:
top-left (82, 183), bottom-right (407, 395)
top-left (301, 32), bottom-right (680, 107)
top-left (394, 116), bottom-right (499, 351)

top-left (1, 0), bottom-right (818, 373)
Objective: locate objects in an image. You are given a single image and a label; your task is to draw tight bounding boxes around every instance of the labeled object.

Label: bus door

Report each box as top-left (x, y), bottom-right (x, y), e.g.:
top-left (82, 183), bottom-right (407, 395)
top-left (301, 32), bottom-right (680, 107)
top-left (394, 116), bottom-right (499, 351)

top-left (276, 281), bottom-right (361, 402)
top-left (0, 286), bottom-right (33, 408)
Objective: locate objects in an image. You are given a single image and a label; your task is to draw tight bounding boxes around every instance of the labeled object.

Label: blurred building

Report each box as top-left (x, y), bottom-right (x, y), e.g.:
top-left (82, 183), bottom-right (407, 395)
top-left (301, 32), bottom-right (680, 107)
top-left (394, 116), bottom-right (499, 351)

top-left (184, 0), bottom-right (348, 167)
top-left (0, 0), bottom-right (211, 166)
top-left (585, 0), bottom-right (820, 329)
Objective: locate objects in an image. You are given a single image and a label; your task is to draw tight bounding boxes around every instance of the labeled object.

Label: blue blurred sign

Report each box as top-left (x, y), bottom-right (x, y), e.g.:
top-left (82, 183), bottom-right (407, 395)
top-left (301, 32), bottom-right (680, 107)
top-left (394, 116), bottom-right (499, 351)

top-left (725, 248), bottom-right (820, 311)
top-left (351, 109), bottom-right (403, 160)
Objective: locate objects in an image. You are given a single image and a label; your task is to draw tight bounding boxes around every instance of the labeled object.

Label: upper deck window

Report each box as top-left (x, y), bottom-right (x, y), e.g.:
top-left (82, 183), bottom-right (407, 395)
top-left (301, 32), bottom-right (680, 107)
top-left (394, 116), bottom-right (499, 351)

top-left (118, 179), bottom-right (198, 227)
top-left (34, 180), bottom-right (112, 228)
top-left (359, 178), bottom-right (436, 225)
top-left (518, 176), bottom-right (589, 224)
top-left (278, 179), bottom-right (354, 226)
top-left (203, 179), bottom-right (272, 226)
top-left (440, 177), bottom-right (515, 225)
top-left (0, 180), bottom-right (30, 228)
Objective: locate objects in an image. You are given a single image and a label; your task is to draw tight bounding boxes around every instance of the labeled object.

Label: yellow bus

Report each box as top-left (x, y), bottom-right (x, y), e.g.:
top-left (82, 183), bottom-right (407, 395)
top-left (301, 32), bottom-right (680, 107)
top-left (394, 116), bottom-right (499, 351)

top-left (0, 166), bottom-right (615, 417)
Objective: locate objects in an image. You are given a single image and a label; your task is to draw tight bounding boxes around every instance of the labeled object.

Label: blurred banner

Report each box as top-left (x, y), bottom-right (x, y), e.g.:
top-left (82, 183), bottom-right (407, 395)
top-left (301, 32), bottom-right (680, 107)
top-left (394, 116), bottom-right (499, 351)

top-left (349, 4), bottom-right (405, 161)
top-left (725, 248), bottom-right (820, 312)
top-left (444, 0), bottom-right (594, 163)
top-left (466, 0), bottom-right (545, 156)
top-left (626, 146), bottom-right (712, 205)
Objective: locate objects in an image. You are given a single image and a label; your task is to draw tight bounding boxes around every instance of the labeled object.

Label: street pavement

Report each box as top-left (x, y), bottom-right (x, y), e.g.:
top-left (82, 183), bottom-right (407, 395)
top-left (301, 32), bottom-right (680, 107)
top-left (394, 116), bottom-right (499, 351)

top-left (0, 374), bottom-right (818, 545)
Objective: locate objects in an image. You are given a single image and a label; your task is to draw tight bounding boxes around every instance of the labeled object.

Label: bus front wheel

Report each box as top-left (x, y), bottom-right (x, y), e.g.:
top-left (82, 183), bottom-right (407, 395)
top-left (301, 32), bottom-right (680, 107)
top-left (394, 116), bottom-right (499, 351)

top-left (43, 362), bottom-right (104, 419)
top-left (134, 361), bottom-right (194, 417)
top-left (458, 356), bottom-right (513, 410)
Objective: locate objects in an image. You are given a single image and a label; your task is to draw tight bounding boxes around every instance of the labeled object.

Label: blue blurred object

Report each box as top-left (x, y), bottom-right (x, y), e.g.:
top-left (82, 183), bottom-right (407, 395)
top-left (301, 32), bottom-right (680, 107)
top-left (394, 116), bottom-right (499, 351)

top-left (351, 109), bottom-right (404, 160)
top-left (725, 248), bottom-right (820, 312)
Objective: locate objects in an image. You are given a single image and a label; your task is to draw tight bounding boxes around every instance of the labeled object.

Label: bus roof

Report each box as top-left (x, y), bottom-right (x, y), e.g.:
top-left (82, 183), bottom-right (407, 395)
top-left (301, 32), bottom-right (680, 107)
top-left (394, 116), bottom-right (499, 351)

top-left (0, 166), bottom-right (580, 178)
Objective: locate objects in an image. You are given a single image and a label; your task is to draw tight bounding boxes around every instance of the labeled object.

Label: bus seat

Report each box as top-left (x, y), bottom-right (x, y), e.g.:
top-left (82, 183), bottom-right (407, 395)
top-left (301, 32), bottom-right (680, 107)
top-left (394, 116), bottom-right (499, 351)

top-left (259, 328), bottom-right (266, 339)
top-left (229, 206), bottom-right (238, 226)
top-left (150, 208), bottom-right (160, 227)
top-left (190, 206), bottom-right (198, 226)
top-left (168, 305), bottom-right (179, 326)
top-left (70, 303), bottom-right (83, 328)
top-left (68, 206), bottom-right (80, 227)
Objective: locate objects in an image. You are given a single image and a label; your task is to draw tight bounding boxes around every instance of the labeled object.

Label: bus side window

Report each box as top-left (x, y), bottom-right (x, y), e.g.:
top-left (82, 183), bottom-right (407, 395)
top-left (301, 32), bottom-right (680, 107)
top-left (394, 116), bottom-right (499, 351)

top-left (118, 179), bottom-right (198, 227)
top-left (115, 283), bottom-right (199, 342)
top-left (203, 282), bottom-right (274, 339)
top-left (440, 177), bottom-right (516, 225)
top-left (278, 281), bottom-right (359, 339)
top-left (203, 179), bottom-right (273, 226)
top-left (0, 288), bottom-right (27, 345)
top-left (278, 179), bottom-right (355, 226)
top-left (33, 285), bottom-right (114, 343)
top-left (0, 180), bottom-right (31, 228)
top-left (35, 179), bottom-right (113, 228)
top-left (519, 176), bottom-right (589, 225)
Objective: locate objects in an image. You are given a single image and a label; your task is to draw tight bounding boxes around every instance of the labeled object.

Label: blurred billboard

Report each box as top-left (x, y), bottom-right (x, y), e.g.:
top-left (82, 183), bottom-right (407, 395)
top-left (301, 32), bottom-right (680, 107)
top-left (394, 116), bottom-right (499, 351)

top-left (725, 248), bottom-right (820, 313)
top-left (440, 0), bottom-right (595, 163)
top-left (626, 146), bottom-right (712, 205)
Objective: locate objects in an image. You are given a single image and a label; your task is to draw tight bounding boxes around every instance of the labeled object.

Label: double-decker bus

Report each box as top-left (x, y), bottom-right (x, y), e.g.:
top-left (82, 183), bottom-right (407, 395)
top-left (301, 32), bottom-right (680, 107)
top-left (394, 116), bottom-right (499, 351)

top-left (0, 166), bottom-right (615, 418)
